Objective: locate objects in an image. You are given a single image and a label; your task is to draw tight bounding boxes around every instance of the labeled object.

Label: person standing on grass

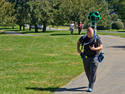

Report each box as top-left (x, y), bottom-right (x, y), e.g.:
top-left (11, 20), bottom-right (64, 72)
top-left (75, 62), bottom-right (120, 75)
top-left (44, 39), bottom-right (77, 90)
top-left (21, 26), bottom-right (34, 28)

top-left (77, 27), bottom-right (103, 92)
top-left (78, 21), bottom-right (83, 35)
top-left (70, 21), bottom-right (74, 35)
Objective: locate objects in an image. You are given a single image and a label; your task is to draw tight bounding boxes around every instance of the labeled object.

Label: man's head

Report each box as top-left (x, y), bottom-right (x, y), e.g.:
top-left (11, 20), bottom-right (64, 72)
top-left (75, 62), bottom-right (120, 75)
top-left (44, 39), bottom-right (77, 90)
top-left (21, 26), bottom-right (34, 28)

top-left (87, 27), bottom-right (94, 38)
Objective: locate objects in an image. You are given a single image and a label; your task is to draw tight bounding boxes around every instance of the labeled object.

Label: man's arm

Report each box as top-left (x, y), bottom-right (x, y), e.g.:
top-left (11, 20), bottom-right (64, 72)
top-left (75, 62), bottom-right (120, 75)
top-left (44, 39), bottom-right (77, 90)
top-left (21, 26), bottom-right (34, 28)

top-left (89, 44), bottom-right (103, 51)
top-left (77, 41), bottom-right (81, 54)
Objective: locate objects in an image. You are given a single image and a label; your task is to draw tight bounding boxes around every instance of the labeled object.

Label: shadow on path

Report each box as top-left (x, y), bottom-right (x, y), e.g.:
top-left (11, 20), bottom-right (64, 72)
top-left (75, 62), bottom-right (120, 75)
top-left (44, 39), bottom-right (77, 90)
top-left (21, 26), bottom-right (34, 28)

top-left (118, 31), bottom-right (125, 32)
top-left (109, 46), bottom-right (125, 49)
top-left (26, 86), bottom-right (88, 92)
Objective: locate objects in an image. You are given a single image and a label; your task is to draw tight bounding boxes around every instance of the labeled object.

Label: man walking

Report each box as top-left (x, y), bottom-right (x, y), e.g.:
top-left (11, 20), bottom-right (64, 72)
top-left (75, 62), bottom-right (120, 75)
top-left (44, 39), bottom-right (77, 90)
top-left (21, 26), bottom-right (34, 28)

top-left (77, 27), bottom-right (103, 92)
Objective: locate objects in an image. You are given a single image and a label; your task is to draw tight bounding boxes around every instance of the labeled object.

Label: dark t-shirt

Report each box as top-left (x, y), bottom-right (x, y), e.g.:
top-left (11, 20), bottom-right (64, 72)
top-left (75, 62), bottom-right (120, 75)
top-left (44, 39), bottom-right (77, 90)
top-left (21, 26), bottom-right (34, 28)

top-left (79, 35), bottom-right (102, 57)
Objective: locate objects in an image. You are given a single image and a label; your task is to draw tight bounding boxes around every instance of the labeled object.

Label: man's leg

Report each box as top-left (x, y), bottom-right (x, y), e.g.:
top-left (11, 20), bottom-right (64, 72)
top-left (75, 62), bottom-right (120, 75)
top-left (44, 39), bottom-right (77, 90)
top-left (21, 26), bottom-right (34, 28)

top-left (71, 29), bottom-right (73, 34)
top-left (78, 29), bottom-right (81, 35)
top-left (89, 58), bottom-right (98, 89)
top-left (83, 58), bottom-right (91, 83)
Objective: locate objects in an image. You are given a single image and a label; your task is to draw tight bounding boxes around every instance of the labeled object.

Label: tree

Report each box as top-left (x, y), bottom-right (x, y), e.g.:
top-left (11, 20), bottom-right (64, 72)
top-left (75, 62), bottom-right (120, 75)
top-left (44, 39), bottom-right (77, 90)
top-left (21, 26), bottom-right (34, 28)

top-left (52, 0), bottom-right (91, 25)
top-left (106, 0), bottom-right (125, 23)
top-left (27, 0), bottom-right (53, 32)
top-left (0, 0), bottom-right (16, 26)
top-left (4, 0), bottom-right (112, 31)
top-left (15, 0), bottom-right (30, 30)
top-left (54, 0), bottom-right (110, 28)
top-left (92, 0), bottom-right (110, 28)
top-left (111, 14), bottom-right (119, 21)
top-left (0, 0), bottom-right (7, 24)
top-left (39, 0), bottom-right (53, 32)
top-left (118, 0), bottom-right (125, 22)
top-left (27, 0), bottom-right (42, 32)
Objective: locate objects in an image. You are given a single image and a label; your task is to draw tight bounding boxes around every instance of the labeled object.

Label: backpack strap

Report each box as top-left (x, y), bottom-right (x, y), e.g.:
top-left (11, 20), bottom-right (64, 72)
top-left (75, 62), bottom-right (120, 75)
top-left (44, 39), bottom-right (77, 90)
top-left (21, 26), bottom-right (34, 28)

top-left (94, 35), bottom-right (99, 43)
top-left (81, 34), bottom-right (87, 46)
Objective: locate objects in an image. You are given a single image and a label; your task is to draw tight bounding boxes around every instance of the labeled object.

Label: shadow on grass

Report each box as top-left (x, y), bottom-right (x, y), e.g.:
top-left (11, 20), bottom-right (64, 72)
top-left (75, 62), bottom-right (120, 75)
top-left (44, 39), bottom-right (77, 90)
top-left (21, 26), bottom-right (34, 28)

top-left (0, 30), bottom-right (57, 35)
top-left (0, 27), bottom-right (11, 30)
top-left (109, 46), bottom-right (125, 49)
top-left (22, 31), bottom-right (42, 34)
top-left (7, 29), bottom-right (20, 31)
top-left (22, 30), bottom-right (57, 34)
top-left (50, 33), bottom-right (84, 36)
top-left (26, 86), bottom-right (88, 92)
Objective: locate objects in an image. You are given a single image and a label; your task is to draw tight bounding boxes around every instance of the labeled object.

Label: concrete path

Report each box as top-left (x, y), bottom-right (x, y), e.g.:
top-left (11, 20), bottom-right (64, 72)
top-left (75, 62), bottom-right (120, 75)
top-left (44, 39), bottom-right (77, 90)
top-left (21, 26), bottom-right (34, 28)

top-left (55, 35), bottom-right (125, 94)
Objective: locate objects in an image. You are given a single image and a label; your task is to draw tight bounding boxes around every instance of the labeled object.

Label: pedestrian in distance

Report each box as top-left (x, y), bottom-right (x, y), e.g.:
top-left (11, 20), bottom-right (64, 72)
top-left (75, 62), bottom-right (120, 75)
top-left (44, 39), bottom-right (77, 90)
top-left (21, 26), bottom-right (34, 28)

top-left (70, 21), bottom-right (75, 35)
top-left (77, 27), bottom-right (103, 92)
top-left (78, 21), bottom-right (83, 35)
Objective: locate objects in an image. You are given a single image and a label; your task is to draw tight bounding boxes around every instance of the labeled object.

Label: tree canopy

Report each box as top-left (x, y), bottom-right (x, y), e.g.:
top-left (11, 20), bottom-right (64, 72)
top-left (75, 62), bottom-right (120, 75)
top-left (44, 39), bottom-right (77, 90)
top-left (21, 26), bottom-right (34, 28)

top-left (0, 0), bottom-right (124, 31)
top-left (0, 0), bottom-right (16, 25)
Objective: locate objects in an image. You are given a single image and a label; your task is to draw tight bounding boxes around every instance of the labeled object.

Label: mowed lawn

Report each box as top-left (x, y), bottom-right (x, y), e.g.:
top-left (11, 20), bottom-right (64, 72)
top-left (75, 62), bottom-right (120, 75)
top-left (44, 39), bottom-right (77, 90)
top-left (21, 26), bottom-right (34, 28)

top-left (0, 31), bottom-right (84, 94)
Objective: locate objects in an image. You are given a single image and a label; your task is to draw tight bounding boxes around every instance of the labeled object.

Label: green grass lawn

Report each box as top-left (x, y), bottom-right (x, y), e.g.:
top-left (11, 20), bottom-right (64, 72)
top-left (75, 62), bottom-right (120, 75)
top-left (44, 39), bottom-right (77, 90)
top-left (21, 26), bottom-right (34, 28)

top-left (97, 31), bottom-right (125, 38)
top-left (0, 30), bottom-right (84, 94)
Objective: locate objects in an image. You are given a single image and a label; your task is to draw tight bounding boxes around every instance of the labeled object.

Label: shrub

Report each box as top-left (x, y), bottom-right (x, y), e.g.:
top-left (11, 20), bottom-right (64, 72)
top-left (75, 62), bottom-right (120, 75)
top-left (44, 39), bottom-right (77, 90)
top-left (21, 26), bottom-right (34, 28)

top-left (97, 26), bottom-right (107, 30)
top-left (112, 21), bottom-right (124, 29)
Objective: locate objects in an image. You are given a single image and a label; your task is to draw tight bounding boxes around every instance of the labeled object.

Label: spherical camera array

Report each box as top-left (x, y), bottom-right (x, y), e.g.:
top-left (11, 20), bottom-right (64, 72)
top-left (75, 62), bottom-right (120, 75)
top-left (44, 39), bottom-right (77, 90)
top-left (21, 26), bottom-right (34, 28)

top-left (88, 11), bottom-right (101, 23)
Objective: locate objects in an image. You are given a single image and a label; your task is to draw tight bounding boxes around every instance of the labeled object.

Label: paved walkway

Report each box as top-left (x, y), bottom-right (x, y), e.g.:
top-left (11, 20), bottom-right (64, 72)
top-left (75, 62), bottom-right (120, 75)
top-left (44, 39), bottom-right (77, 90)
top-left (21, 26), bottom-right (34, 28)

top-left (55, 35), bottom-right (125, 94)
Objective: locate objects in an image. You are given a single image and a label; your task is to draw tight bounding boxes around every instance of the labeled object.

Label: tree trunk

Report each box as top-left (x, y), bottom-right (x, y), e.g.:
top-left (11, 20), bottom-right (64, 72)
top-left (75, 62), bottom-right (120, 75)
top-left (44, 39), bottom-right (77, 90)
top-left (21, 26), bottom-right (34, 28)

top-left (23, 25), bottom-right (25, 31)
top-left (19, 25), bottom-right (22, 31)
top-left (12, 25), bottom-right (14, 29)
top-left (29, 25), bottom-right (31, 31)
top-left (35, 24), bottom-right (38, 32)
top-left (42, 22), bottom-right (46, 32)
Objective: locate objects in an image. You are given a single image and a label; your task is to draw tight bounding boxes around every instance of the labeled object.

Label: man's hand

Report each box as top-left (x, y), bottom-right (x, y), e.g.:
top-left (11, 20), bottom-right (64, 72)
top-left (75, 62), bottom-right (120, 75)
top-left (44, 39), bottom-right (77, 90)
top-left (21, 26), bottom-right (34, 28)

top-left (89, 44), bottom-right (103, 51)
top-left (89, 45), bottom-right (96, 51)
